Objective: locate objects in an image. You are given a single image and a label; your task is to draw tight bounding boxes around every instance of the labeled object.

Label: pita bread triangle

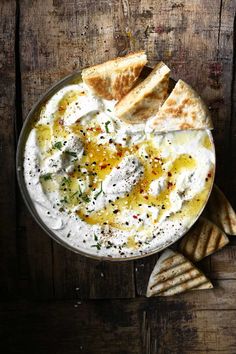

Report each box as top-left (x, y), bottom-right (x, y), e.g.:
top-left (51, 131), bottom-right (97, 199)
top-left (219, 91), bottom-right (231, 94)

top-left (146, 249), bottom-right (213, 297)
top-left (150, 79), bottom-right (213, 131)
top-left (205, 184), bottom-right (236, 235)
top-left (115, 61), bottom-right (170, 123)
top-left (81, 51), bottom-right (147, 100)
top-left (179, 217), bottom-right (229, 262)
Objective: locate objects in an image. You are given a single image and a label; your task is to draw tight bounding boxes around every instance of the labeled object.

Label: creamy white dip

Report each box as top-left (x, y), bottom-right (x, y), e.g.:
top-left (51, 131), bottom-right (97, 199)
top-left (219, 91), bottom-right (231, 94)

top-left (24, 81), bottom-right (215, 258)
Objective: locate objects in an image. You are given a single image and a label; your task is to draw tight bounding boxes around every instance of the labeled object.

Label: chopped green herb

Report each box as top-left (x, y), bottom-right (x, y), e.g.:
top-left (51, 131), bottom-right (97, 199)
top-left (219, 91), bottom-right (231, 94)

top-left (62, 176), bottom-right (71, 185)
top-left (105, 121), bottom-right (111, 133)
top-left (60, 196), bottom-right (68, 203)
top-left (107, 108), bottom-right (111, 112)
top-left (94, 182), bottom-right (103, 200)
top-left (81, 194), bottom-right (90, 203)
top-left (53, 141), bottom-right (63, 150)
top-left (94, 234), bottom-right (98, 241)
top-left (65, 150), bottom-right (77, 158)
top-left (41, 173), bottom-right (52, 181)
top-left (91, 242), bottom-right (102, 250)
top-left (71, 191), bottom-right (79, 198)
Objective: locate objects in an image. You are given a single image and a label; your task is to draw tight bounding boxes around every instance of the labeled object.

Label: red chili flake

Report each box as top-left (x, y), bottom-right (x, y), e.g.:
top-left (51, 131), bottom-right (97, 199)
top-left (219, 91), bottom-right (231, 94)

top-left (133, 215), bottom-right (138, 219)
top-left (167, 182), bottom-right (173, 189)
top-left (168, 172), bottom-right (172, 177)
top-left (58, 106), bottom-right (65, 112)
top-left (117, 151), bottom-right (122, 157)
top-left (144, 196), bottom-right (149, 200)
top-left (87, 127), bottom-right (94, 131)
top-left (95, 127), bottom-right (102, 132)
top-left (152, 171), bottom-right (157, 175)
top-left (101, 164), bottom-right (108, 170)
top-left (140, 189), bottom-right (144, 193)
top-left (58, 119), bottom-right (64, 125)
top-left (154, 157), bottom-right (161, 161)
top-left (207, 173), bottom-right (212, 178)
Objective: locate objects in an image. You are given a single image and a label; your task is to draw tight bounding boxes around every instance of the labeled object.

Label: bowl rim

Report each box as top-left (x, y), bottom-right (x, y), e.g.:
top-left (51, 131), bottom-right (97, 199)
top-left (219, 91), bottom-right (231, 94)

top-left (16, 68), bottom-right (216, 262)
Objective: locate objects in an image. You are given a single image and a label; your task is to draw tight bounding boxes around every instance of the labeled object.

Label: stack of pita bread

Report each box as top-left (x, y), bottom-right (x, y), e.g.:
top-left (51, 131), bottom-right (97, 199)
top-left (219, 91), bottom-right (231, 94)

top-left (147, 185), bottom-right (236, 297)
top-left (82, 50), bottom-right (213, 131)
top-left (82, 52), bottom-right (235, 297)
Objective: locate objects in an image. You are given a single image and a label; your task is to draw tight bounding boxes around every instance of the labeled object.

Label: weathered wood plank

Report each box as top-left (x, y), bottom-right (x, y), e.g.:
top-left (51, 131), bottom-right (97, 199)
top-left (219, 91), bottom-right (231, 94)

top-left (18, 1), bottom-right (54, 299)
top-left (0, 0), bottom-right (17, 298)
top-left (140, 305), bottom-right (236, 354)
top-left (229, 8), bottom-right (236, 209)
top-left (53, 243), bottom-right (135, 299)
top-left (19, 0), bottom-right (135, 299)
top-left (1, 281), bottom-right (236, 354)
top-left (219, 0), bottom-right (236, 202)
top-left (0, 300), bottom-right (142, 354)
top-left (210, 243), bottom-right (236, 279)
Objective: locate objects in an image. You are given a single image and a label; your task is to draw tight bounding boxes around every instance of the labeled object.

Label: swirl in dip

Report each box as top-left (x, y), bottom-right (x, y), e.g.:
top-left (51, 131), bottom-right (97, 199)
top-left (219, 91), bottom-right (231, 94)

top-left (24, 81), bottom-right (215, 258)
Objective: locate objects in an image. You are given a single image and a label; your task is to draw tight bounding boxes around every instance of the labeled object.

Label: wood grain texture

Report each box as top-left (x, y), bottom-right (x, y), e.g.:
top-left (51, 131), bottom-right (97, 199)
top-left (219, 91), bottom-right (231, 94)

top-left (1, 283), bottom-right (236, 354)
top-left (53, 243), bottom-right (135, 299)
top-left (0, 0), bottom-right (17, 298)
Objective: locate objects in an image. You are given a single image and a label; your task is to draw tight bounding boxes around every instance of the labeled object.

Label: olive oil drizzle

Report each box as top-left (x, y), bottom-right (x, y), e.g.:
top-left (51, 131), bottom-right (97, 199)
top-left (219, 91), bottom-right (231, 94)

top-left (35, 93), bottom-right (214, 248)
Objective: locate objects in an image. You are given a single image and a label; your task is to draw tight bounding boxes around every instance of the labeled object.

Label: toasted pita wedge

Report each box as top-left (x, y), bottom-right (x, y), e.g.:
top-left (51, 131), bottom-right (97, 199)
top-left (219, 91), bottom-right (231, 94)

top-left (81, 51), bottom-right (147, 100)
top-left (115, 61), bottom-right (170, 123)
top-left (146, 249), bottom-right (213, 297)
top-left (205, 184), bottom-right (236, 235)
top-left (179, 217), bottom-right (229, 262)
top-left (150, 79), bottom-right (213, 131)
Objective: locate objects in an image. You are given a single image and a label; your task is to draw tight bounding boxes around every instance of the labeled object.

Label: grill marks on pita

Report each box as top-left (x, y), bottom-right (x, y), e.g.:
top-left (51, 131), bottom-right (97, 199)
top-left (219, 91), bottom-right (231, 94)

top-left (150, 79), bottom-right (213, 131)
top-left (82, 51), bottom-right (147, 100)
top-left (146, 249), bottom-right (213, 297)
top-left (115, 62), bottom-right (170, 123)
top-left (179, 217), bottom-right (229, 262)
top-left (205, 185), bottom-right (236, 235)
top-left (82, 52), bottom-right (213, 131)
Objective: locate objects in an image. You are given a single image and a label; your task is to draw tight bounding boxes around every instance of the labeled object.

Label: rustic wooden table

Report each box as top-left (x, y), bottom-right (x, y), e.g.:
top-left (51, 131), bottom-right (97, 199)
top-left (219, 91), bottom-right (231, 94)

top-left (1, 0), bottom-right (236, 353)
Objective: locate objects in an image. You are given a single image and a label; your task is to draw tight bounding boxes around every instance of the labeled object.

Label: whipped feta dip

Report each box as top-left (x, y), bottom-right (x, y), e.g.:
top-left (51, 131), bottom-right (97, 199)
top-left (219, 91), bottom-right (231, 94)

top-left (23, 80), bottom-right (215, 258)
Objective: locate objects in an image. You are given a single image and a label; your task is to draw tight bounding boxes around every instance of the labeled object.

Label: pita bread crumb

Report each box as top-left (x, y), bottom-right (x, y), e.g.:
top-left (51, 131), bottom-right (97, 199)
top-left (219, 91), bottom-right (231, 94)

top-left (150, 79), bottom-right (213, 132)
top-left (82, 51), bottom-right (147, 100)
top-left (205, 184), bottom-right (236, 235)
top-left (115, 61), bottom-right (170, 123)
top-left (179, 217), bottom-right (229, 262)
top-left (146, 249), bottom-right (213, 297)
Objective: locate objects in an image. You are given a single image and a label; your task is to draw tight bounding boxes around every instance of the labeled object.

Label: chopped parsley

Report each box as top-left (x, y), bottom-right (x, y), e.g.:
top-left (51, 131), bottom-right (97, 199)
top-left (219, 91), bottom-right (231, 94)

top-left (94, 182), bottom-right (103, 200)
top-left (91, 242), bottom-right (102, 250)
top-left (60, 196), bottom-right (68, 203)
top-left (41, 173), bottom-right (52, 181)
top-left (107, 108), bottom-right (111, 112)
top-left (77, 185), bottom-right (90, 203)
top-left (62, 176), bottom-right (71, 185)
top-left (65, 150), bottom-right (77, 158)
top-left (71, 191), bottom-right (79, 199)
top-left (105, 121), bottom-right (111, 133)
top-left (53, 141), bottom-right (63, 150)
top-left (81, 194), bottom-right (90, 203)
